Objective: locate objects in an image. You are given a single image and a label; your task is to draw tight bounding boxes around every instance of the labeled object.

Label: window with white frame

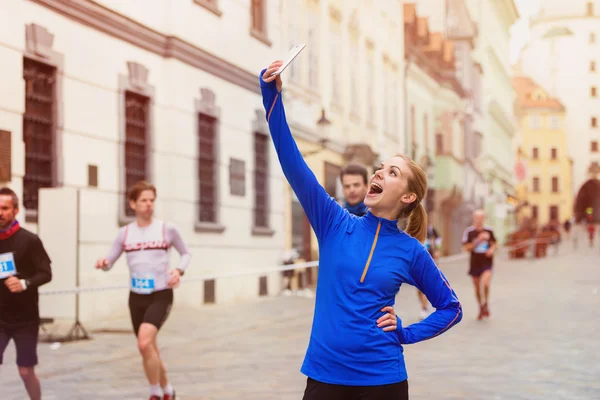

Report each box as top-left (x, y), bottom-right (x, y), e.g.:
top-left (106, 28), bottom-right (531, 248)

top-left (383, 61), bottom-right (390, 132)
top-left (549, 115), bottom-right (560, 130)
top-left (529, 115), bottom-right (541, 129)
top-left (330, 23), bottom-right (342, 106)
top-left (287, 0), bottom-right (301, 82)
top-left (349, 37), bottom-right (359, 116)
top-left (307, 12), bottom-right (320, 90)
top-left (366, 43), bottom-right (375, 124)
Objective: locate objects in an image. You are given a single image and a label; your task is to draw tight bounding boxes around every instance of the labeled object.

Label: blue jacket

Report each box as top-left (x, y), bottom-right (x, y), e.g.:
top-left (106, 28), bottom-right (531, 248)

top-left (260, 71), bottom-right (462, 386)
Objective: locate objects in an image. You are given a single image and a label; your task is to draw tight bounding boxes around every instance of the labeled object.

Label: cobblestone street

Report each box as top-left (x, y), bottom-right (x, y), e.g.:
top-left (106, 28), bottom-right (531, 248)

top-left (2, 245), bottom-right (599, 399)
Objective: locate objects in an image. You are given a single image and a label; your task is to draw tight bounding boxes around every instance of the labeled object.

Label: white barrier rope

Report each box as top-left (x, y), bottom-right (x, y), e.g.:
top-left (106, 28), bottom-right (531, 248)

top-left (38, 237), bottom-right (560, 296)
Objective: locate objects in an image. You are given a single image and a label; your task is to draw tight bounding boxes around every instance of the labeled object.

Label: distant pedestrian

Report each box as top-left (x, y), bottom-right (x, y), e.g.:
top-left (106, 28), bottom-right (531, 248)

top-left (462, 210), bottom-right (497, 320)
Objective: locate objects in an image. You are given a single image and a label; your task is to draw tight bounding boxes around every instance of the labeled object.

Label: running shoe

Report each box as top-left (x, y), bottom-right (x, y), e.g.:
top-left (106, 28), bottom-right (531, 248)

top-left (483, 303), bottom-right (490, 318)
top-left (163, 392), bottom-right (176, 400)
top-left (477, 304), bottom-right (485, 320)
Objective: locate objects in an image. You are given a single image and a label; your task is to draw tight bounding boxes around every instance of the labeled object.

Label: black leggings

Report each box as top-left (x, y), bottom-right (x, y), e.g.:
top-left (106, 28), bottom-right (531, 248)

top-left (302, 377), bottom-right (409, 400)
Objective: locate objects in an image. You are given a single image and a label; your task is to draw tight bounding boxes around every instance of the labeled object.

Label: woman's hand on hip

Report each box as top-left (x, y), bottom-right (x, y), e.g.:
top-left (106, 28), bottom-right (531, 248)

top-left (262, 60), bottom-right (283, 91)
top-left (377, 306), bottom-right (398, 332)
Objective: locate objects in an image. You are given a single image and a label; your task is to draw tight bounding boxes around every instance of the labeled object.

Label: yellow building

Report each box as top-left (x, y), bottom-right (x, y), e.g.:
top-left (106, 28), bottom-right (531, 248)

top-left (513, 77), bottom-right (573, 226)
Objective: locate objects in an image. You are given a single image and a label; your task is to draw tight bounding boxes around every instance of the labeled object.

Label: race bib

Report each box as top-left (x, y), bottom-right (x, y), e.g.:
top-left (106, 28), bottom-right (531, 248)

top-left (0, 252), bottom-right (17, 279)
top-left (474, 242), bottom-right (489, 254)
top-left (130, 273), bottom-right (155, 294)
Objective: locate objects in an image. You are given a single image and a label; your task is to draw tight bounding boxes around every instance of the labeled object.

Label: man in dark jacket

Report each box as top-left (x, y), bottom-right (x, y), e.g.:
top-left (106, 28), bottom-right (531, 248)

top-left (340, 164), bottom-right (369, 217)
top-left (0, 187), bottom-right (52, 400)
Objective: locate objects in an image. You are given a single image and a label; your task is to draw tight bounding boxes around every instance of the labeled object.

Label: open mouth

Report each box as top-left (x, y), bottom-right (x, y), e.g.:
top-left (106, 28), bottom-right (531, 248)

top-left (367, 182), bottom-right (383, 196)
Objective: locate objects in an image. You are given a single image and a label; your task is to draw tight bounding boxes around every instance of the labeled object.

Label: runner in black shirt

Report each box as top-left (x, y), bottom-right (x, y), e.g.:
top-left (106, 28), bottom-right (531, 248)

top-left (462, 210), bottom-right (496, 320)
top-left (0, 187), bottom-right (52, 400)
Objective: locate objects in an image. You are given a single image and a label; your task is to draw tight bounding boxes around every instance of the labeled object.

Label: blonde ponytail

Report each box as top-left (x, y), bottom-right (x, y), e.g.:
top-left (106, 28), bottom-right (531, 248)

top-left (405, 202), bottom-right (427, 243)
top-left (394, 154), bottom-right (429, 243)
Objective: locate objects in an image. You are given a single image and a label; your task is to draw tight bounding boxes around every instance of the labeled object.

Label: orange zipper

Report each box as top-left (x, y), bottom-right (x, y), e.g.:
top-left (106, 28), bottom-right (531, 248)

top-left (360, 222), bottom-right (381, 283)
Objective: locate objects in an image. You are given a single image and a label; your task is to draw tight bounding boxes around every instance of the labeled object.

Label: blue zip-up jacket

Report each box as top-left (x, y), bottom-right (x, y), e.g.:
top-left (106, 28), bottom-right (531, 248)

top-left (260, 71), bottom-right (462, 386)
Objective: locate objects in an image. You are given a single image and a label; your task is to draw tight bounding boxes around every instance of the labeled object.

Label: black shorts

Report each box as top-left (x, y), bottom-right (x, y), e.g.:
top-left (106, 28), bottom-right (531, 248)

top-left (469, 265), bottom-right (493, 277)
top-left (302, 377), bottom-right (409, 400)
top-left (128, 289), bottom-right (173, 336)
top-left (0, 324), bottom-right (39, 367)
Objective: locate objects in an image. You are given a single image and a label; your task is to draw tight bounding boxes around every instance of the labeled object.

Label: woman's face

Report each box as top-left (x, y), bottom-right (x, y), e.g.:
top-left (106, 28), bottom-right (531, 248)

top-left (364, 156), bottom-right (417, 219)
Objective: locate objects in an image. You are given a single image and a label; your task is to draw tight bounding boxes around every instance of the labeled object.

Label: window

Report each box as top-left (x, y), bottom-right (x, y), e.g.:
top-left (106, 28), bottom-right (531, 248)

top-left (424, 114), bottom-right (429, 150)
top-left (410, 105), bottom-right (416, 150)
top-left (551, 176), bottom-right (559, 193)
top-left (533, 176), bottom-right (540, 192)
top-left (308, 13), bottom-right (320, 90)
top-left (0, 130), bottom-right (11, 182)
top-left (22, 58), bottom-right (56, 212)
top-left (592, 117), bottom-right (598, 128)
top-left (229, 158), bottom-right (245, 196)
top-left (549, 116), bottom-right (560, 130)
top-left (529, 115), bottom-right (541, 129)
top-left (592, 141), bottom-right (599, 152)
top-left (287, 0), bottom-right (300, 81)
top-left (254, 132), bottom-right (270, 228)
top-left (587, 1), bottom-right (594, 16)
top-left (592, 86), bottom-right (598, 97)
top-left (591, 33), bottom-right (596, 44)
top-left (532, 205), bottom-right (539, 220)
top-left (291, 194), bottom-right (310, 260)
top-left (383, 63), bottom-right (397, 134)
top-left (251, 0), bottom-right (266, 36)
top-left (198, 113), bottom-right (218, 222)
top-left (551, 148), bottom-right (557, 160)
top-left (366, 44), bottom-right (375, 123)
top-left (435, 133), bottom-right (444, 155)
top-left (532, 147), bottom-right (539, 160)
top-left (349, 38), bottom-right (359, 115)
top-left (549, 205), bottom-right (559, 221)
top-left (124, 91), bottom-right (150, 216)
top-left (592, 61), bottom-right (597, 72)
top-left (330, 25), bottom-right (342, 106)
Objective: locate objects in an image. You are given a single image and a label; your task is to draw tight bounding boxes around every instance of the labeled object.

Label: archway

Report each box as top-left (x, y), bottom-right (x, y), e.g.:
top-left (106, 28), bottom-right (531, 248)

top-left (574, 179), bottom-right (600, 222)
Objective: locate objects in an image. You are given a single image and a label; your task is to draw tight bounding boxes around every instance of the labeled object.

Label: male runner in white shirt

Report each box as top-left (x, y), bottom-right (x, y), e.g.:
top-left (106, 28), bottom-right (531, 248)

top-left (95, 181), bottom-right (191, 400)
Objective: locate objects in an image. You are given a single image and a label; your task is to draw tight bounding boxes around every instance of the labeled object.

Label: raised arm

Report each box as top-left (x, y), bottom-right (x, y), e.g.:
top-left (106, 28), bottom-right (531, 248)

top-left (165, 224), bottom-right (191, 273)
top-left (397, 248), bottom-right (462, 344)
top-left (260, 62), bottom-right (345, 240)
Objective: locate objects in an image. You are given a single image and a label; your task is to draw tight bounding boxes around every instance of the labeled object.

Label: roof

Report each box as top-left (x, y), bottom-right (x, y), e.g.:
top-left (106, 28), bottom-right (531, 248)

top-left (512, 76), bottom-right (565, 111)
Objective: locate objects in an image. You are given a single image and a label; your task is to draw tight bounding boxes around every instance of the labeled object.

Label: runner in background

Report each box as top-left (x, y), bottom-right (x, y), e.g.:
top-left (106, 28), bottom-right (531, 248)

top-left (95, 181), bottom-right (191, 400)
top-left (0, 187), bottom-right (52, 400)
top-left (462, 210), bottom-right (497, 320)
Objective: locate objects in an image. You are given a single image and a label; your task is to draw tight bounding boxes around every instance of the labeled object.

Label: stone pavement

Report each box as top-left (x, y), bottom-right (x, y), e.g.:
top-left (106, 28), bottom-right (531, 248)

top-left (2, 245), bottom-right (599, 399)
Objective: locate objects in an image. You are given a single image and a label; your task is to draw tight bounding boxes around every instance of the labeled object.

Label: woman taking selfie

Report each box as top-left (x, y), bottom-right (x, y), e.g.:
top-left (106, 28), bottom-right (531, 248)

top-left (260, 60), bottom-right (462, 400)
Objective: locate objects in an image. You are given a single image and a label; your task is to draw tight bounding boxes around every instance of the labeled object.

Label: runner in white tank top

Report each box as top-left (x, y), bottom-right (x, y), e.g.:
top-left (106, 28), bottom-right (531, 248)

top-left (103, 219), bottom-right (191, 293)
top-left (95, 181), bottom-right (190, 400)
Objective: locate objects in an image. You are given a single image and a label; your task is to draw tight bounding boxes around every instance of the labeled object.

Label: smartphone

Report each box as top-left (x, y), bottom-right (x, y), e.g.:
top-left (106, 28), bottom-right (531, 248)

top-left (271, 44), bottom-right (306, 76)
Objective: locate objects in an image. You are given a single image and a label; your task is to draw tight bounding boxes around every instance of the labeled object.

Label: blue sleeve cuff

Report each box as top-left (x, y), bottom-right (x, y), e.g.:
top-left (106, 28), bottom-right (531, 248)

top-left (259, 69), bottom-right (275, 89)
top-left (395, 316), bottom-right (407, 344)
